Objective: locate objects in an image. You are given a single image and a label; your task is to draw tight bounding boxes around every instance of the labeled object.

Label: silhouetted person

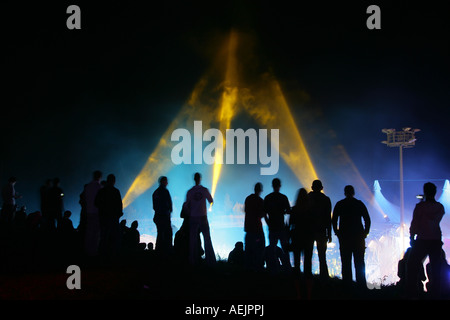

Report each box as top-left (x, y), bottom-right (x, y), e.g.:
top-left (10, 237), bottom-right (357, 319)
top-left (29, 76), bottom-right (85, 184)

top-left (39, 179), bottom-right (52, 224)
top-left (78, 186), bottom-right (87, 241)
top-left (120, 219), bottom-right (129, 241)
top-left (307, 180), bottom-right (332, 280)
top-left (152, 176), bottom-right (173, 255)
top-left (186, 172), bottom-right (215, 266)
top-left (83, 170), bottom-right (103, 256)
top-left (397, 247), bottom-right (426, 293)
top-left (264, 244), bottom-right (286, 274)
top-left (46, 178), bottom-right (64, 231)
top-left (59, 211), bottom-right (76, 248)
top-left (95, 174), bottom-right (123, 261)
top-left (263, 178), bottom-right (291, 271)
top-left (406, 182), bottom-right (445, 298)
top-left (174, 204), bottom-right (186, 255)
top-left (26, 211), bottom-right (42, 233)
top-left (13, 206), bottom-right (27, 230)
top-left (290, 188), bottom-right (313, 275)
top-left (133, 221), bottom-right (147, 251)
top-left (12, 205), bottom-right (27, 254)
top-left (1, 177), bottom-right (21, 226)
top-left (174, 202), bottom-right (203, 264)
top-left (25, 211), bottom-right (42, 262)
top-left (123, 220), bottom-right (143, 252)
top-left (244, 182), bottom-right (265, 271)
top-left (59, 210), bottom-right (75, 234)
top-left (332, 185), bottom-right (371, 288)
top-left (228, 241), bottom-right (245, 266)
top-left (426, 250), bottom-right (450, 296)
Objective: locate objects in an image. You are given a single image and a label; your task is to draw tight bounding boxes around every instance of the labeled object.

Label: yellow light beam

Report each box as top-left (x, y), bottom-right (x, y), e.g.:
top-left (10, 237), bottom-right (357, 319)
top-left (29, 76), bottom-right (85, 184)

top-left (241, 74), bottom-right (319, 187)
top-left (123, 76), bottom-right (213, 209)
top-left (210, 30), bottom-right (239, 202)
top-left (271, 80), bottom-right (319, 185)
top-left (122, 119), bottom-right (179, 209)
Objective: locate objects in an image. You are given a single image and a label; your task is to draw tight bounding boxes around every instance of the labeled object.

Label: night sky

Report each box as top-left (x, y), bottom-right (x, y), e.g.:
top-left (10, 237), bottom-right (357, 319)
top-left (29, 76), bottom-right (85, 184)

top-left (2, 1), bottom-right (450, 233)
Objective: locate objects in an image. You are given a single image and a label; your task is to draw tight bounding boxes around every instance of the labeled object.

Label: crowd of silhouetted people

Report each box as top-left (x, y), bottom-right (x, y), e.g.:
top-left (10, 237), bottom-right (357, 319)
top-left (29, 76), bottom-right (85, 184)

top-left (1, 172), bottom-right (449, 299)
top-left (0, 173), bottom-right (151, 274)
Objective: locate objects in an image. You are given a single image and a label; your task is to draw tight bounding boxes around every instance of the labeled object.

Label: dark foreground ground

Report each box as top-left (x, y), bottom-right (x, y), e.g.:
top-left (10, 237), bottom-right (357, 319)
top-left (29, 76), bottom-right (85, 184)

top-left (0, 249), bottom-right (432, 301)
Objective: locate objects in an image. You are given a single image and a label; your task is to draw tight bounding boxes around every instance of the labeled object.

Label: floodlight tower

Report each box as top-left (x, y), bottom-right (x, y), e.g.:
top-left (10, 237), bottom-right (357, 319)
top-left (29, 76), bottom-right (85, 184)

top-left (381, 127), bottom-right (420, 253)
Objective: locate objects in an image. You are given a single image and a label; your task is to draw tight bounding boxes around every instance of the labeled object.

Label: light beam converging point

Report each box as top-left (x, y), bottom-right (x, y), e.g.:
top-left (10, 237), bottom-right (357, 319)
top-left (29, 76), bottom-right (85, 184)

top-left (124, 30), bottom-right (320, 210)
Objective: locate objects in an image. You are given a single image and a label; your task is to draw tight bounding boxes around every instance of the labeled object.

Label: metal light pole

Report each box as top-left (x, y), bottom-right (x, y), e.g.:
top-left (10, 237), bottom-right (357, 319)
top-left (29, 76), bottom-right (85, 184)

top-left (382, 127), bottom-right (420, 254)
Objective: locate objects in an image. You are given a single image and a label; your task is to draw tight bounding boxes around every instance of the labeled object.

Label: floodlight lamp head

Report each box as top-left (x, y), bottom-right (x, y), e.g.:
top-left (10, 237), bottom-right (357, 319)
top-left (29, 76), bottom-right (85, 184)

top-left (443, 179), bottom-right (450, 191)
top-left (373, 180), bottom-right (381, 191)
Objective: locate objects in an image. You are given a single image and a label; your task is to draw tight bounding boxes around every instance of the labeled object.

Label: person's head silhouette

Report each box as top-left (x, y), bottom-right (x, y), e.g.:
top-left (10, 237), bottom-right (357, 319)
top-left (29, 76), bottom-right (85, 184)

top-left (344, 185), bottom-right (355, 198)
top-left (159, 176), bottom-right (168, 188)
top-left (295, 188), bottom-right (308, 205)
top-left (311, 180), bottom-right (323, 192)
top-left (93, 170), bottom-right (102, 181)
top-left (194, 172), bottom-right (201, 185)
top-left (423, 182), bottom-right (437, 201)
top-left (254, 182), bottom-right (263, 195)
top-left (272, 178), bottom-right (281, 192)
top-left (106, 174), bottom-right (116, 186)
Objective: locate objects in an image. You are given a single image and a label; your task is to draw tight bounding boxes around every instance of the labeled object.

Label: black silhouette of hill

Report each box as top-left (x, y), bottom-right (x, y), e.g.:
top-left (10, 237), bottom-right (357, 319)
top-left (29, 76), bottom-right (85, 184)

top-left (0, 251), bottom-right (419, 300)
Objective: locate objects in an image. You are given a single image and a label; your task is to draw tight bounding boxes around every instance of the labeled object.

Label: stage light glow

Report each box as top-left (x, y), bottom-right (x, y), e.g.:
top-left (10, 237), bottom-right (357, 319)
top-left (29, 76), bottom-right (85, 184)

top-left (122, 115), bottom-right (179, 208)
top-left (439, 179), bottom-right (450, 206)
top-left (444, 179), bottom-right (450, 191)
top-left (241, 75), bottom-right (319, 187)
top-left (438, 179), bottom-right (450, 236)
top-left (374, 180), bottom-right (381, 192)
top-left (123, 77), bottom-right (217, 209)
top-left (328, 145), bottom-right (388, 220)
top-left (211, 30), bottom-right (239, 203)
top-left (373, 180), bottom-right (400, 223)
